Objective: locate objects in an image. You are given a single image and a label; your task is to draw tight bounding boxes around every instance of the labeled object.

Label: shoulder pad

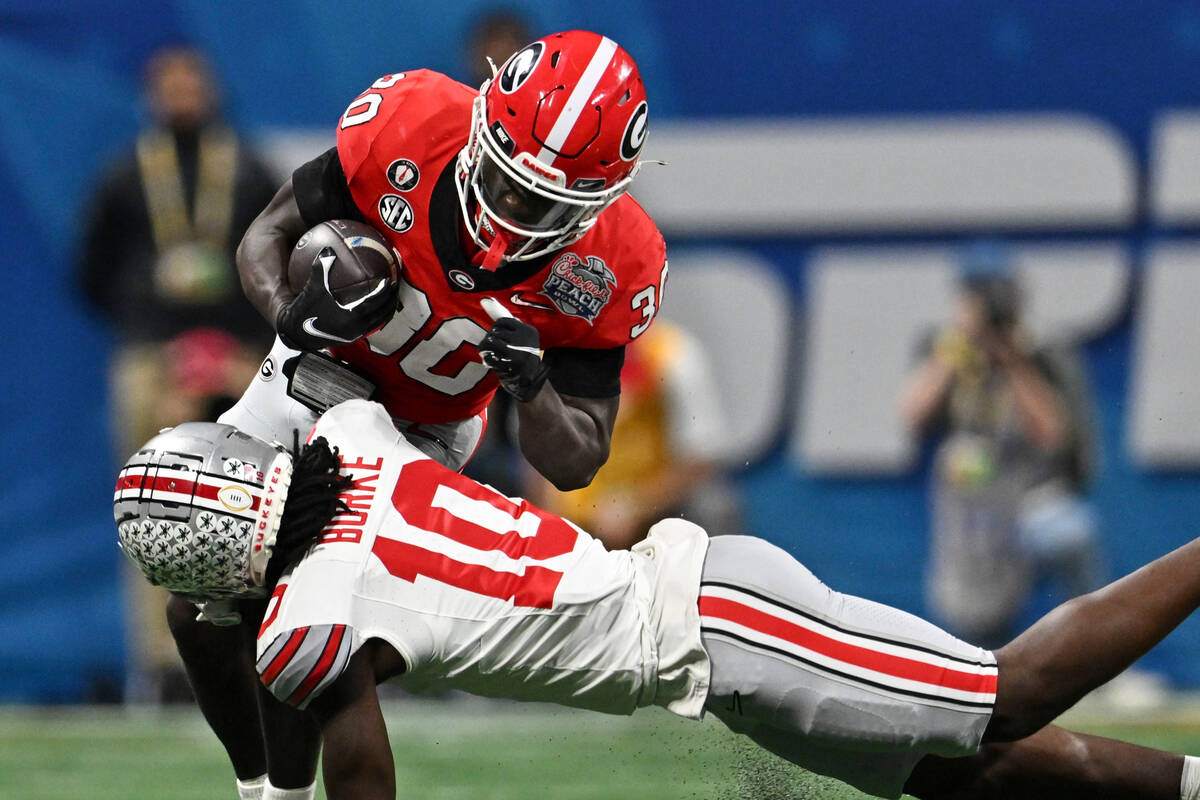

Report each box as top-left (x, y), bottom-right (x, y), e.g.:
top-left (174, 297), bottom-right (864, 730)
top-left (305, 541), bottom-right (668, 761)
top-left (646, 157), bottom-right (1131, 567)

top-left (336, 70), bottom-right (474, 179)
top-left (554, 199), bottom-right (667, 348)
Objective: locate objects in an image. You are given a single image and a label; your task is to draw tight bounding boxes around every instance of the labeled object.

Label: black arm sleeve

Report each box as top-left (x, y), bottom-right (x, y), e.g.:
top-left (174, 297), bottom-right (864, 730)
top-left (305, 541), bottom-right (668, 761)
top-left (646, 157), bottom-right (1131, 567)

top-left (544, 346), bottom-right (625, 398)
top-left (291, 147), bottom-right (367, 227)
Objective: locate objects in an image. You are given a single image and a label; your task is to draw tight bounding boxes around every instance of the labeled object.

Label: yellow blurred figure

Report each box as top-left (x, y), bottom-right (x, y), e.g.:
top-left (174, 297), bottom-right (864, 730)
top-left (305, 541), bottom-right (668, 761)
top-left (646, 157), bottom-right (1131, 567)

top-left (530, 321), bottom-right (742, 550)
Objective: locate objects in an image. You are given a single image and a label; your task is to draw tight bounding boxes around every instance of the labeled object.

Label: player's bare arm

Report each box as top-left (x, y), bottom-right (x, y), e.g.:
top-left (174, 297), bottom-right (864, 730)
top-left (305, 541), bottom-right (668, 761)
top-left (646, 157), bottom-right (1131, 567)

top-left (235, 178), bottom-right (311, 325)
top-left (307, 642), bottom-right (401, 800)
top-left (477, 298), bottom-right (621, 489)
top-left (517, 390), bottom-right (617, 491)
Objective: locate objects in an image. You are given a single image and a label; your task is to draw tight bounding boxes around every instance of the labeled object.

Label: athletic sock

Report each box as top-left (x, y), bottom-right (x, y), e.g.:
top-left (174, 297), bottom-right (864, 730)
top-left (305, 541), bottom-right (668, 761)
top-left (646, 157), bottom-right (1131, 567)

top-left (263, 780), bottom-right (317, 800)
top-left (1181, 755), bottom-right (1200, 800)
top-left (236, 775), bottom-right (266, 800)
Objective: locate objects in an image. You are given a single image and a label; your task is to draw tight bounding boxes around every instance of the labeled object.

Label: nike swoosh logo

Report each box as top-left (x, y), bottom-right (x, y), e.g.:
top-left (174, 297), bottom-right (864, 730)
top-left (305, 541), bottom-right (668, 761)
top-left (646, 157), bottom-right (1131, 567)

top-left (509, 292), bottom-right (554, 311)
top-left (319, 249), bottom-right (390, 312)
top-left (301, 317), bottom-right (358, 344)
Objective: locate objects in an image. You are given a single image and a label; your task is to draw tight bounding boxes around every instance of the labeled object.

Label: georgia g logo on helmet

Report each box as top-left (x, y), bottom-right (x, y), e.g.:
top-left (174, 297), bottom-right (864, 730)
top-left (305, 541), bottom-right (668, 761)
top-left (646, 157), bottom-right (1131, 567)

top-left (620, 101), bottom-right (649, 162)
top-left (498, 42), bottom-right (544, 94)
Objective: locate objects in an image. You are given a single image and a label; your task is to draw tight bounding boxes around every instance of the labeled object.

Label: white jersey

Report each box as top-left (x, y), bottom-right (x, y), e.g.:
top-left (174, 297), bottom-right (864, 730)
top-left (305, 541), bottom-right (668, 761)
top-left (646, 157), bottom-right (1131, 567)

top-left (257, 400), bottom-right (710, 718)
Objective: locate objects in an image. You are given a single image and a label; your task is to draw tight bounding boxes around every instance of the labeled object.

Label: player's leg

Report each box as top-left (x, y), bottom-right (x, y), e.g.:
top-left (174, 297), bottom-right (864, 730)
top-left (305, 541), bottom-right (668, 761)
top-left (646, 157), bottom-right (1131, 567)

top-left (904, 724), bottom-right (1183, 799)
top-left (166, 596), bottom-right (323, 790)
top-left (216, 337), bottom-right (320, 445)
top-left (898, 538), bottom-right (1200, 797)
top-left (985, 536), bottom-right (1200, 742)
top-left (165, 594), bottom-right (267, 780)
top-left (254, 680), bottom-right (323, 790)
top-left (699, 535), bottom-right (997, 799)
top-left (240, 598), bottom-right (323, 791)
top-left (698, 534), bottom-right (1200, 798)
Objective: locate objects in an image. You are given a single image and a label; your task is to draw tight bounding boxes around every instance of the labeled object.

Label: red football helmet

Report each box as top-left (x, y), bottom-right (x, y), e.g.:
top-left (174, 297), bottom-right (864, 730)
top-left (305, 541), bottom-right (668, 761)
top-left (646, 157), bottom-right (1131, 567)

top-left (456, 30), bottom-right (650, 267)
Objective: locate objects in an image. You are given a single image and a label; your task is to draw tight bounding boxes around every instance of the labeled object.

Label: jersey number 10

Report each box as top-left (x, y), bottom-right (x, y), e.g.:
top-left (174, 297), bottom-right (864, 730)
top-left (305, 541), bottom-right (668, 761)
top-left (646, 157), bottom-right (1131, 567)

top-left (372, 461), bottom-right (579, 608)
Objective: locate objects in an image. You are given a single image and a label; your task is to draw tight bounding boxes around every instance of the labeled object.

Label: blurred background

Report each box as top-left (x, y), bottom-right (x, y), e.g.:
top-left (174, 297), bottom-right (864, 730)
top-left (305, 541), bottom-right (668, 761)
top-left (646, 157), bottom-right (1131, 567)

top-left (7, 0), bottom-right (1200, 708)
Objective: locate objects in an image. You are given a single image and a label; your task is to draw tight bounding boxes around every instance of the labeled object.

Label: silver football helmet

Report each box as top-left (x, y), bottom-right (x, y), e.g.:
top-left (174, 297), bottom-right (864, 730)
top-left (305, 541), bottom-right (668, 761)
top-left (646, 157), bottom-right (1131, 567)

top-left (113, 422), bottom-right (293, 599)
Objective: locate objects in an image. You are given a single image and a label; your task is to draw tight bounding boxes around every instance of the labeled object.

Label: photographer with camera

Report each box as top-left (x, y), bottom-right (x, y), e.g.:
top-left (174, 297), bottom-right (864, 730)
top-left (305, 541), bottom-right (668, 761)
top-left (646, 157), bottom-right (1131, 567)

top-left (899, 244), bottom-right (1104, 648)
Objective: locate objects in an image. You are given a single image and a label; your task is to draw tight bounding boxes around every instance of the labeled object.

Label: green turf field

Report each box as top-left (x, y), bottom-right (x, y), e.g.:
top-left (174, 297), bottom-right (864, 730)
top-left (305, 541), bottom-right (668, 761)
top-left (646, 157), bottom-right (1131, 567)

top-left (4, 696), bottom-right (1200, 800)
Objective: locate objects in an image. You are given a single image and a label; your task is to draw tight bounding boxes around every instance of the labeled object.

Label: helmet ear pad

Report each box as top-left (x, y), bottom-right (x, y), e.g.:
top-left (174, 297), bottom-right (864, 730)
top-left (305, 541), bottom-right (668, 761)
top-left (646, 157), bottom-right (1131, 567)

top-left (113, 422), bottom-right (293, 599)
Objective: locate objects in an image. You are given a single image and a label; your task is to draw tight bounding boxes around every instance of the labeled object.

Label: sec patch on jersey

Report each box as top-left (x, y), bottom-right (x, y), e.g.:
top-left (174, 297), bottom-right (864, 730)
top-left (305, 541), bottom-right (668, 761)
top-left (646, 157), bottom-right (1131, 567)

top-left (288, 220), bottom-right (400, 306)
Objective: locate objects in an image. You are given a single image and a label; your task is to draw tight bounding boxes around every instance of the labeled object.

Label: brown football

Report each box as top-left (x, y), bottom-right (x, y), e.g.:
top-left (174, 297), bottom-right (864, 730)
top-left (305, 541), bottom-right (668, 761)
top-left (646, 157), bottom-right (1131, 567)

top-left (287, 219), bottom-right (399, 305)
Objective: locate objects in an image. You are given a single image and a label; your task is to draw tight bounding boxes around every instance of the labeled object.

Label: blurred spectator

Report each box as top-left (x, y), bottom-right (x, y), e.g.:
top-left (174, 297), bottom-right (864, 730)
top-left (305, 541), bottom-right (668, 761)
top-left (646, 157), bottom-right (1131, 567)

top-left (898, 243), bottom-right (1105, 649)
top-left (528, 320), bottom-right (743, 550)
top-left (461, 9), bottom-right (533, 87)
top-left (77, 43), bottom-right (277, 703)
top-left (159, 327), bottom-right (266, 425)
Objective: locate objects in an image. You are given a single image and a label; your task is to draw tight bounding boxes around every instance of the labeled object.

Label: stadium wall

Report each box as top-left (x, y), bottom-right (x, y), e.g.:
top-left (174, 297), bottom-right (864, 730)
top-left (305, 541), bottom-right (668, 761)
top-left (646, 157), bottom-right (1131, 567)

top-left (4, 0), bottom-right (1200, 700)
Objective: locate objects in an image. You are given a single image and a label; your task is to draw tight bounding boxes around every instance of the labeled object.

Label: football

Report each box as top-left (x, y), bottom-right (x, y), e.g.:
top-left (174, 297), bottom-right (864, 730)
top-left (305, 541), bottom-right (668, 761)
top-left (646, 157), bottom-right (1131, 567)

top-left (287, 219), bottom-right (400, 305)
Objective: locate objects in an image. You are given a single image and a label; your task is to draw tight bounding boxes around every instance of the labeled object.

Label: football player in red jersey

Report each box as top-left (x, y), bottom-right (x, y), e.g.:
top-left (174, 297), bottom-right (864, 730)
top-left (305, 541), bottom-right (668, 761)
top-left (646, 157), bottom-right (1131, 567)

top-left (226, 30), bottom-right (664, 492)
top-left (167, 31), bottom-right (669, 799)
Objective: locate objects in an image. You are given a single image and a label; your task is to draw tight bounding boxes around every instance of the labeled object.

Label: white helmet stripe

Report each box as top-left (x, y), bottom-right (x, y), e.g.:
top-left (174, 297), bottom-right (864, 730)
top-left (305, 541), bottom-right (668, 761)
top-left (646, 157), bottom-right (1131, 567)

top-left (535, 36), bottom-right (619, 166)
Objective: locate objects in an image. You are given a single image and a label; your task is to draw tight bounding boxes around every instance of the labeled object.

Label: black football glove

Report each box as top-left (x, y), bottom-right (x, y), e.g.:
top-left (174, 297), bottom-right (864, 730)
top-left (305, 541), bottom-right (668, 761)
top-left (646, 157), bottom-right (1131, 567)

top-left (276, 249), bottom-right (396, 351)
top-left (479, 317), bottom-right (550, 402)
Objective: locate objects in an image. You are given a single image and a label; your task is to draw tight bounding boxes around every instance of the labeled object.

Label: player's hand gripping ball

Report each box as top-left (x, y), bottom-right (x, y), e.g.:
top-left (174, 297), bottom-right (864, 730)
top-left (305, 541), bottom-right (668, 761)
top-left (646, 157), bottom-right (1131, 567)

top-left (276, 220), bottom-right (400, 351)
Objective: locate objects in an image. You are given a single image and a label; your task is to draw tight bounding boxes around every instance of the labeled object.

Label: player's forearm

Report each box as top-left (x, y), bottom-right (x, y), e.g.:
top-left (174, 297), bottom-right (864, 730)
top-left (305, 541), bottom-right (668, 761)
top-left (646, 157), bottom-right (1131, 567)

top-left (236, 233), bottom-right (294, 326)
top-left (990, 536), bottom-right (1200, 741)
top-left (515, 389), bottom-right (615, 491)
top-left (236, 179), bottom-right (309, 326)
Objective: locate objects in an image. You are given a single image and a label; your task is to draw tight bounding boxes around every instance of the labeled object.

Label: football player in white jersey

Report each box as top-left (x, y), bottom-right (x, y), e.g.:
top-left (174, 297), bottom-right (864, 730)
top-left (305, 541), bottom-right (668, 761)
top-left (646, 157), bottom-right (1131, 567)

top-left (117, 399), bottom-right (1200, 800)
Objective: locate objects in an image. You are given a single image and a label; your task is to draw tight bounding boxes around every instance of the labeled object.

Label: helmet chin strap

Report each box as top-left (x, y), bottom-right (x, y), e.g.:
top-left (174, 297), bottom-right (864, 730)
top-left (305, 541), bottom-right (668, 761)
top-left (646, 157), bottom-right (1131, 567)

top-left (479, 228), bottom-right (513, 271)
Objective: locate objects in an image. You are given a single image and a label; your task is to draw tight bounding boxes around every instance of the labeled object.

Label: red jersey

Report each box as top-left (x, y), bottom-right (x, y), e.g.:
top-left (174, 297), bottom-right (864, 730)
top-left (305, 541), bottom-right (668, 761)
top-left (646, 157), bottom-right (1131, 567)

top-left (328, 70), bottom-right (668, 423)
